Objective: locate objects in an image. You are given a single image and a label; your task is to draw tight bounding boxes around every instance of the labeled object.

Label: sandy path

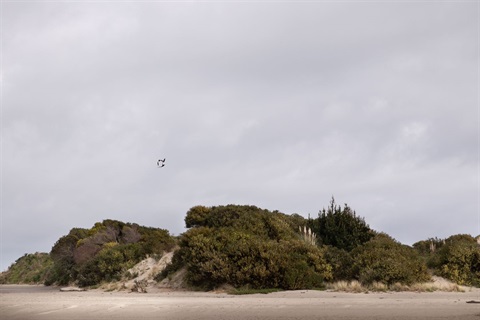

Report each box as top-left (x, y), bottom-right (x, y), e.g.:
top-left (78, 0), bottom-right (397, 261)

top-left (1, 285), bottom-right (479, 320)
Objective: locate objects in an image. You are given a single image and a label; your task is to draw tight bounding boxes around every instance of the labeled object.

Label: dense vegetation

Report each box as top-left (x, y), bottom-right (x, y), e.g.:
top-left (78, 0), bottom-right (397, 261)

top-left (162, 205), bottom-right (332, 290)
top-left (44, 219), bottom-right (175, 287)
top-left (351, 233), bottom-right (430, 285)
top-left (0, 253), bottom-right (52, 284)
top-left (307, 198), bottom-right (375, 251)
top-left (158, 201), bottom-right (437, 289)
top-left (2, 200), bottom-right (479, 290)
top-left (305, 199), bottom-right (430, 285)
top-left (413, 234), bottom-right (480, 287)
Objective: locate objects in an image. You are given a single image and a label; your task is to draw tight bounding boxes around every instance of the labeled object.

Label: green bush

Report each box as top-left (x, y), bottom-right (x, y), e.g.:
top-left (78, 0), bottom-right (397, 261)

top-left (412, 237), bottom-right (446, 269)
top-left (323, 245), bottom-right (354, 281)
top-left (185, 205), bottom-right (212, 228)
top-left (351, 234), bottom-right (430, 285)
top-left (184, 205), bottom-right (302, 240)
top-left (46, 220), bottom-right (175, 287)
top-left (435, 234), bottom-right (480, 286)
top-left (412, 237), bottom-right (445, 255)
top-left (183, 228), bottom-right (331, 290)
top-left (178, 205), bottom-right (332, 290)
top-left (0, 253), bottom-right (53, 284)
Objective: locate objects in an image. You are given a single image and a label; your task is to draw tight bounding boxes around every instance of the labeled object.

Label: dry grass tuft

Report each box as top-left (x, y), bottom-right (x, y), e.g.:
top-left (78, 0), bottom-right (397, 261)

top-left (327, 280), bottom-right (366, 293)
top-left (327, 276), bottom-right (466, 293)
top-left (409, 281), bottom-right (464, 292)
top-left (369, 281), bottom-right (388, 292)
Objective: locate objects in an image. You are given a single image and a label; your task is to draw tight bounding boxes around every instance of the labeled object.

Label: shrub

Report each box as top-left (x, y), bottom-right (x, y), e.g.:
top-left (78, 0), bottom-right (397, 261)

top-left (46, 220), bottom-right (175, 287)
top-left (412, 237), bottom-right (445, 255)
top-left (351, 234), bottom-right (430, 285)
top-left (323, 245), bottom-right (354, 281)
top-left (0, 253), bottom-right (53, 284)
top-left (183, 229), bottom-right (331, 290)
top-left (185, 205), bottom-right (212, 228)
top-left (435, 234), bottom-right (480, 287)
top-left (178, 205), bottom-right (332, 290)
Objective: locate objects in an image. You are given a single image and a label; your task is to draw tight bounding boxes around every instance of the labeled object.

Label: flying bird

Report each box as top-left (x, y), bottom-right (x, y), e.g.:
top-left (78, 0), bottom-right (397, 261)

top-left (157, 158), bottom-right (166, 168)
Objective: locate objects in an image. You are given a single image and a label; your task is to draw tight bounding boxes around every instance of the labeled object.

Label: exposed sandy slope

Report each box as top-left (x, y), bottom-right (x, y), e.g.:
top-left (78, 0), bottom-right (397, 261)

top-left (99, 251), bottom-right (181, 292)
top-left (124, 252), bottom-right (174, 290)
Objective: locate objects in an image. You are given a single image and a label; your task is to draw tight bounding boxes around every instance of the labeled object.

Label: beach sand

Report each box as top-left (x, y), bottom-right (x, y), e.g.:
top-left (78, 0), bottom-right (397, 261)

top-left (1, 285), bottom-right (479, 320)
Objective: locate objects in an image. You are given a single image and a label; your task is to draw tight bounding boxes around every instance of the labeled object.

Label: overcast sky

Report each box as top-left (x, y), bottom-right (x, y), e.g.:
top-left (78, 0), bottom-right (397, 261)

top-left (1, 1), bottom-right (479, 271)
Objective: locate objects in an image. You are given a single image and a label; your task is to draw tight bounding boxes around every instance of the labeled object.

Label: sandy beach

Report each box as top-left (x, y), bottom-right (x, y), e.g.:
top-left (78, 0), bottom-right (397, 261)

top-left (1, 285), bottom-right (479, 320)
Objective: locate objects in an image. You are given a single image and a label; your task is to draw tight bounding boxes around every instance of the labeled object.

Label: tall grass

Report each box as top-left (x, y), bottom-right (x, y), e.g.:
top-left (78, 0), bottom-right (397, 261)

top-left (299, 226), bottom-right (317, 246)
top-left (327, 280), bottom-right (365, 293)
top-left (327, 280), bottom-right (464, 293)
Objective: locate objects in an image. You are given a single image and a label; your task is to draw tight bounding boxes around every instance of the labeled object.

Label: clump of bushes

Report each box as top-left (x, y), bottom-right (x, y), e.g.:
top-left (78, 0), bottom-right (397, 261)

top-left (350, 233), bottom-right (430, 285)
top-left (322, 245), bottom-right (354, 281)
top-left (165, 202), bottom-right (438, 290)
top-left (307, 199), bottom-right (429, 287)
top-left (5, 201), bottom-right (479, 291)
top-left (433, 235), bottom-right (479, 286)
top-left (166, 205), bottom-right (332, 290)
top-left (413, 234), bottom-right (480, 287)
top-left (45, 219), bottom-right (175, 287)
top-left (0, 253), bottom-right (52, 284)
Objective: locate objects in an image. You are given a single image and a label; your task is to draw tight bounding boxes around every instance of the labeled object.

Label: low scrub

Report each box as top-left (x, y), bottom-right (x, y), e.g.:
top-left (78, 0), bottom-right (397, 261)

top-left (4, 202), bottom-right (479, 292)
top-left (175, 205), bottom-right (333, 290)
top-left (435, 235), bottom-right (480, 287)
top-left (351, 234), bottom-right (430, 286)
top-left (45, 219), bottom-right (175, 287)
top-left (0, 253), bottom-right (52, 284)
top-left (414, 234), bottom-right (480, 287)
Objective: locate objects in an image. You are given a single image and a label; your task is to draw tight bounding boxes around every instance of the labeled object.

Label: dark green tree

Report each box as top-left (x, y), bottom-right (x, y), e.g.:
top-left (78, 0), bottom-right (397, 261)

top-left (308, 197), bottom-right (375, 251)
top-left (46, 228), bottom-right (89, 285)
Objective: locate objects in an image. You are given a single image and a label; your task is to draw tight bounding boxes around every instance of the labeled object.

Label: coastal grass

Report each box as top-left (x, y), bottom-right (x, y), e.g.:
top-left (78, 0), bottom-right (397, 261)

top-left (327, 279), bottom-right (465, 293)
top-left (327, 280), bottom-right (365, 293)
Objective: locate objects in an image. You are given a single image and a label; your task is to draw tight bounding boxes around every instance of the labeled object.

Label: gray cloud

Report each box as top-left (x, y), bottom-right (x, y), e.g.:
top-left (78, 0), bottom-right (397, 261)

top-left (1, 1), bottom-right (478, 271)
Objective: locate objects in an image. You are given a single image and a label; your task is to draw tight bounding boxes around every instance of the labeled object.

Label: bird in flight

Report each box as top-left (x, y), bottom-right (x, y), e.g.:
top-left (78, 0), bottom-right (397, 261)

top-left (157, 158), bottom-right (166, 168)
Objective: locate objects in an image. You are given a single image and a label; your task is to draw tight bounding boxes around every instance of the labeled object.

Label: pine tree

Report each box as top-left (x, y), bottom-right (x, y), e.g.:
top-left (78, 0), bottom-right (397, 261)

top-left (309, 197), bottom-right (375, 251)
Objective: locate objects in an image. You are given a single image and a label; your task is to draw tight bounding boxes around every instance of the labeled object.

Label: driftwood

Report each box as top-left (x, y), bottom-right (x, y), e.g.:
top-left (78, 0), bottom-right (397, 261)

top-left (60, 287), bottom-right (85, 292)
top-left (131, 279), bottom-right (148, 293)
